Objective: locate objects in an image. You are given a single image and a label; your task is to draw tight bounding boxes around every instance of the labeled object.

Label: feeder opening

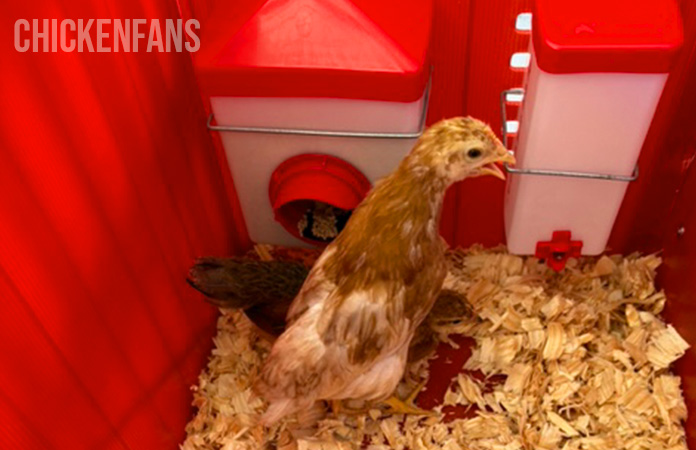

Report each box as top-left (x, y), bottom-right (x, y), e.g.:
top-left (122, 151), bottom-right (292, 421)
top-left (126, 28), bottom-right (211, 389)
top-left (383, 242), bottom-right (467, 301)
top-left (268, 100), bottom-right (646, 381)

top-left (296, 200), bottom-right (352, 242)
top-left (274, 199), bottom-right (353, 244)
top-left (268, 153), bottom-right (372, 246)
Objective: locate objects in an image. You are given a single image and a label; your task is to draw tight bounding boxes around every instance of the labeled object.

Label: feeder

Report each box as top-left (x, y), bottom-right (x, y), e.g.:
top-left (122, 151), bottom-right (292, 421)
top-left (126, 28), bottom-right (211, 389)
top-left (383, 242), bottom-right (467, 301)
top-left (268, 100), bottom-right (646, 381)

top-left (195, 0), bottom-right (433, 246)
top-left (504, 0), bottom-right (683, 269)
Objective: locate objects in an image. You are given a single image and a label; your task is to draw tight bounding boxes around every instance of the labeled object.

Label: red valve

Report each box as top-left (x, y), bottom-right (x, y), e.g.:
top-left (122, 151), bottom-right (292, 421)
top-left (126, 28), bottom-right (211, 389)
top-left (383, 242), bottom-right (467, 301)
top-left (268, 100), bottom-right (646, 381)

top-left (535, 231), bottom-right (583, 271)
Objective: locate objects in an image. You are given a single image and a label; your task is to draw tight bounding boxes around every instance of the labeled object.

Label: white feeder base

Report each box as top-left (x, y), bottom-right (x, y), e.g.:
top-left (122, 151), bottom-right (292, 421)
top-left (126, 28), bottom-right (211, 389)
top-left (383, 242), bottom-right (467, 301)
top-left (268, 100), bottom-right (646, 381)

top-left (211, 93), bottom-right (427, 246)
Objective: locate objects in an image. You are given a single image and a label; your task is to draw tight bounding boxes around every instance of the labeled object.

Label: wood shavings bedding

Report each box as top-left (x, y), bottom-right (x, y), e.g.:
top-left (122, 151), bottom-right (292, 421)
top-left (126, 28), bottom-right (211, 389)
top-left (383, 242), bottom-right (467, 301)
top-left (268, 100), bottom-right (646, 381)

top-left (182, 247), bottom-right (690, 450)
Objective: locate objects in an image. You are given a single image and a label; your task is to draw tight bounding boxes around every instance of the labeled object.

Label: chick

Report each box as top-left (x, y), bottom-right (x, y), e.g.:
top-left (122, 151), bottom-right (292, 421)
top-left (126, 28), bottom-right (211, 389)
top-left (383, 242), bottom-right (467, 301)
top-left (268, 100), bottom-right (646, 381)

top-left (188, 257), bottom-right (310, 338)
top-left (255, 117), bottom-right (514, 424)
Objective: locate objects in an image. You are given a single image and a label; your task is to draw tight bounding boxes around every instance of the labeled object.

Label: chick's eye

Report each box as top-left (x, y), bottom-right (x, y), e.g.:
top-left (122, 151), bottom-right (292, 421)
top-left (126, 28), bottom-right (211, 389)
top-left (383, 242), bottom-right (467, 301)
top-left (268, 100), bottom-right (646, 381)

top-left (467, 148), bottom-right (482, 159)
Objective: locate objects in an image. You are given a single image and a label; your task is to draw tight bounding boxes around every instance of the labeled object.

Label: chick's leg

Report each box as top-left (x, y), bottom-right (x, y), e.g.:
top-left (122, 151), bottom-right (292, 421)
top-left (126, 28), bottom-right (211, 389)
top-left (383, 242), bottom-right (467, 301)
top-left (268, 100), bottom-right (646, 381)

top-left (381, 380), bottom-right (434, 416)
top-left (330, 399), bottom-right (370, 416)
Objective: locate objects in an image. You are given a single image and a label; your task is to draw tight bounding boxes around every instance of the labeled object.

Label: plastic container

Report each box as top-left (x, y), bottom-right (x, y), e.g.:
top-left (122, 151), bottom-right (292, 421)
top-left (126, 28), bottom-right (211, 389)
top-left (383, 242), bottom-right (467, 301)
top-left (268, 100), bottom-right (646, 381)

top-left (505, 0), bottom-right (683, 257)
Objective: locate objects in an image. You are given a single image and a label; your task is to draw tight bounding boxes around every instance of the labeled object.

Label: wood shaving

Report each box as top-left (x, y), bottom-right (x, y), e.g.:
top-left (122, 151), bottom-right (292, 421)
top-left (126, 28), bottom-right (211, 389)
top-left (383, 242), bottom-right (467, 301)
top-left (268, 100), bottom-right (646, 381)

top-left (542, 322), bottom-right (566, 360)
top-left (182, 248), bottom-right (689, 449)
top-left (647, 325), bottom-right (690, 369)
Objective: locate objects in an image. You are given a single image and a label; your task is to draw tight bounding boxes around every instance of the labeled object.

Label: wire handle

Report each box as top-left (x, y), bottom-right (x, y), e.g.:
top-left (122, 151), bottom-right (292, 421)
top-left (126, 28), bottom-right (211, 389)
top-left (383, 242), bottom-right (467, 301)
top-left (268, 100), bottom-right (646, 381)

top-left (207, 76), bottom-right (432, 140)
top-left (499, 88), bottom-right (639, 182)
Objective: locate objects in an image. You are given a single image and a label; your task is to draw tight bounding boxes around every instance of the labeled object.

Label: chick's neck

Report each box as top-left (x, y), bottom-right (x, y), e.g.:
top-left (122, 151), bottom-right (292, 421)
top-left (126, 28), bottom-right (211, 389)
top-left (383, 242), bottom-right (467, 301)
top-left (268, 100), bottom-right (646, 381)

top-left (392, 155), bottom-right (448, 220)
top-left (323, 152), bottom-right (449, 293)
top-left (349, 153), bottom-right (449, 244)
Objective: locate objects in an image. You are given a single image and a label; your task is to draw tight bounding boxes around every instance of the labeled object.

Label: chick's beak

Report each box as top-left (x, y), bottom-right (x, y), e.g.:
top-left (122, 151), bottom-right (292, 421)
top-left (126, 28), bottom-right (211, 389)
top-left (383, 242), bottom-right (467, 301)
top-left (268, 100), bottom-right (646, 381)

top-left (480, 145), bottom-right (516, 181)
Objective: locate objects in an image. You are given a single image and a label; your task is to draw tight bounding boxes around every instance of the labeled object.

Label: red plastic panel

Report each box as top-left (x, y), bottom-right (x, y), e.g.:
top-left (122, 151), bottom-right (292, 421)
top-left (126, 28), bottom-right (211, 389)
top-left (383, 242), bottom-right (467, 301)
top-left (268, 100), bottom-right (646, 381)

top-left (628, 3), bottom-right (696, 445)
top-left (0, 0), bottom-right (246, 448)
top-left (0, 391), bottom-right (56, 450)
top-left (445, 0), bottom-right (532, 248)
top-left (533, 0), bottom-right (683, 74)
top-left (424, 0), bottom-right (474, 244)
top-left (661, 162), bottom-right (696, 448)
top-left (608, 0), bottom-right (696, 254)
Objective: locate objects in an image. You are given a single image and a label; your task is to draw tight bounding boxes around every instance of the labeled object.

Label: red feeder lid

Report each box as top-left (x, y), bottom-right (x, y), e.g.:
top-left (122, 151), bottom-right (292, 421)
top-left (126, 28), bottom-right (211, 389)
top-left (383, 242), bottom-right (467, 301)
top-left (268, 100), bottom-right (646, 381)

top-left (269, 154), bottom-right (371, 244)
top-left (194, 0), bottom-right (432, 102)
top-left (532, 0), bottom-right (683, 74)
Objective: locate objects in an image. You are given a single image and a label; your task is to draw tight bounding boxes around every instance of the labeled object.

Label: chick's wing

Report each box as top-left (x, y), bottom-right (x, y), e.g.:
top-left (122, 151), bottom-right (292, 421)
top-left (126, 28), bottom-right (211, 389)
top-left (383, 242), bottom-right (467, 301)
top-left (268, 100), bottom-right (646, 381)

top-left (316, 282), bottom-right (411, 367)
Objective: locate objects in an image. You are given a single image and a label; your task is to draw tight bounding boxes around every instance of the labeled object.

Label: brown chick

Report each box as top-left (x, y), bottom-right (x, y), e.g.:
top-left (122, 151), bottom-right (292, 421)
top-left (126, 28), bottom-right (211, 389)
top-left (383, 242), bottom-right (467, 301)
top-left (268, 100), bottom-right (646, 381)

top-left (254, 117), bottom-right (514, 424)
top-left (188, 257), bottom-right (309, 338)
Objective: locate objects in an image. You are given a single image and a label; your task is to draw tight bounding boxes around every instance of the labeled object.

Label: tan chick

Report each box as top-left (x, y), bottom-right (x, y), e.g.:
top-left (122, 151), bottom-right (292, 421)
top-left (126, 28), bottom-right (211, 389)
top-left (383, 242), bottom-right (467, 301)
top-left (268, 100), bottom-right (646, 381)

top-left (254, 117), bottom-right (515, 424)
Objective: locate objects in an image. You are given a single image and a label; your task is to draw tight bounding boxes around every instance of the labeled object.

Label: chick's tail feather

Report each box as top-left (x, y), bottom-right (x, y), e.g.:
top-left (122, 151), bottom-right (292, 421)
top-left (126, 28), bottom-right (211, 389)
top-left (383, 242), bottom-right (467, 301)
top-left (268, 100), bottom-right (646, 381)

top-left (187, 257), bottom-right (309, 310)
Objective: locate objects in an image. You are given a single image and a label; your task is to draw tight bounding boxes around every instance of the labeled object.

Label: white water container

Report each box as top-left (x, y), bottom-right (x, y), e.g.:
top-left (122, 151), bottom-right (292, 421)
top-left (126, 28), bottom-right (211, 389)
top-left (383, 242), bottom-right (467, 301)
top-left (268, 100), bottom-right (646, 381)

top-left (505, 0), bottom-right (683, 258)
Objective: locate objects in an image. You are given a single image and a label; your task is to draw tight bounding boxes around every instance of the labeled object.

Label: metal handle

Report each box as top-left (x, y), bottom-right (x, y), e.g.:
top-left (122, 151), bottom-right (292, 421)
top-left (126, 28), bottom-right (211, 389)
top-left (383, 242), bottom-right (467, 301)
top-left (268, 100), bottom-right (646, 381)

top-left (499, 88), bottom-right (639, 182)
top-left (207, 75), bottom-right (431, 140)
top-left (504, 163), bottom-right (639, 181)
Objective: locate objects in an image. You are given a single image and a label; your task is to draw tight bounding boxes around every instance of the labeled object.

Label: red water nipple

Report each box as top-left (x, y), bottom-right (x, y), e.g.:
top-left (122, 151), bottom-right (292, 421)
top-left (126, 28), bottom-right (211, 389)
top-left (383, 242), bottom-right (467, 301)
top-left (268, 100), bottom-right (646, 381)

top-left (535, 231), bottom-right (583, 271)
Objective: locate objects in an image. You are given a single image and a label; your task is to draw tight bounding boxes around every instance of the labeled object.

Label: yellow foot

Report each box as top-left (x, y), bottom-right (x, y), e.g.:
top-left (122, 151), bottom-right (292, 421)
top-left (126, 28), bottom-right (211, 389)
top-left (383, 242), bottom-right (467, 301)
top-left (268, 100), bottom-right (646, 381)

top-left (381, 380), bottom-right (434, 416)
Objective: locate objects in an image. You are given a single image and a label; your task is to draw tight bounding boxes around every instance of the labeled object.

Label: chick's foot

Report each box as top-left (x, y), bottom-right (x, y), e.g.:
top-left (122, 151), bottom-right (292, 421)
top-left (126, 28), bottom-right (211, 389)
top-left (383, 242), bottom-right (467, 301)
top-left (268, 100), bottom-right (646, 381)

top-left (381, 380), bottom-right (434, 416)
